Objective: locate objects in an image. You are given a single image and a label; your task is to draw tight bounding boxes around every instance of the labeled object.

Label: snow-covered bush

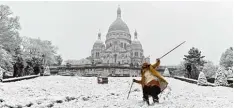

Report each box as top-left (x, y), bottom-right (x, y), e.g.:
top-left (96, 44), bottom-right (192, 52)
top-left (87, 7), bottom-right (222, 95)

top-left (202, 61), bottom-right (217, 78)
top-left (0, 46), bottom-right (13, 71)
top-left (163, 68), bottom-right (170, 77)
top-left (214, 66), bottom-right (228, 86)
top-left (220, 47), bottom-right (233, 68)
top-left (43, 66), bottom-right (51, 76)
top-left (227, 67), bottom-right (233, 78)
top-left (197, 71), bottom-right (208, 86)
top-left (172, 61), bottom-right (186, 76)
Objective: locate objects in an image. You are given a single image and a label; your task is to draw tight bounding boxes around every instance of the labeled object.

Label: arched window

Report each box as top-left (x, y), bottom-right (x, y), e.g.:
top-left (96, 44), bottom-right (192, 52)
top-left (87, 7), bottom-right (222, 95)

top-left (97, 52), bottom-right (99, 57)
top-left (135, 52), bottom-right (138, 57)
top-left (124, 43), bottom-right (126, 49)
top-left (121, 43), bottom-right (123, 48)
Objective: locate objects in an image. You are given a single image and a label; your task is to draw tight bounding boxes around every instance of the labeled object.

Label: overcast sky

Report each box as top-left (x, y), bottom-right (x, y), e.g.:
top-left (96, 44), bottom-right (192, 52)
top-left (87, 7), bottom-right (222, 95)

top-left (0, 1), bottom-right (232, 66)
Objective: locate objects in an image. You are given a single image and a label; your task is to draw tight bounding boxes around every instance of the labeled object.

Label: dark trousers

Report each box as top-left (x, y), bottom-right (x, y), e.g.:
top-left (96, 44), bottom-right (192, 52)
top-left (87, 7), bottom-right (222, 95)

top-left (143, 85), bottom-right (161, 101)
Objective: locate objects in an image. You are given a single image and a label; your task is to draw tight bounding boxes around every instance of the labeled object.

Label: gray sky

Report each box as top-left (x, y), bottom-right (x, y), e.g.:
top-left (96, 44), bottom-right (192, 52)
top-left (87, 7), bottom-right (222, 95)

top-left (0, 1), bottom-right (232, 66)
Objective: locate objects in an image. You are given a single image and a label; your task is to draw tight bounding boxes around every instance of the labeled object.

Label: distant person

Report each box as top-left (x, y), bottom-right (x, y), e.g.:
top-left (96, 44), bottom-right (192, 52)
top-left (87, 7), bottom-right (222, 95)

top-left (133, 59), bottom-right (168, 105)
top-left (33, 64), bottom-right (41, 75)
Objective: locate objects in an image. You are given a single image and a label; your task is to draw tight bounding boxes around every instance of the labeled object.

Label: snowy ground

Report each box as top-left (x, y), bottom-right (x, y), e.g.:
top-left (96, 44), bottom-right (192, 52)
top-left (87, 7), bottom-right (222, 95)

top-left (0, 76), bottom-right (233, 108)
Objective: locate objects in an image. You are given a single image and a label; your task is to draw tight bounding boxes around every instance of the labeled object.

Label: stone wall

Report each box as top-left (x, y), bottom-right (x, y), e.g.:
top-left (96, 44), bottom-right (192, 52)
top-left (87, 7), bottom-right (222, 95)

top-left (57, 66), bottom-right (141, 77)
top-left (50, 65), bottom-right (172, 77)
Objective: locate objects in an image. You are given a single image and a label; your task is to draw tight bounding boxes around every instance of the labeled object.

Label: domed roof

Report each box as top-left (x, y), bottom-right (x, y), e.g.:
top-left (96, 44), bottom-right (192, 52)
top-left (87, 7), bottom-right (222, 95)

top-left (93, 31), bottom-right (105, 49)
top-left (108, 19), bottom-right (129, 33)
top-left (131, 41), bottom-right (142, 49)
top-left (94, 40), bottom-right (104, 45)
top-left (93, 40), bottom-right (105, 49)
top-left (131, 30), bottom-right (142, 49)
top-left (132, 40), bottom-right (141, 45)
top-left (108, 6), bottom-right (130, 33)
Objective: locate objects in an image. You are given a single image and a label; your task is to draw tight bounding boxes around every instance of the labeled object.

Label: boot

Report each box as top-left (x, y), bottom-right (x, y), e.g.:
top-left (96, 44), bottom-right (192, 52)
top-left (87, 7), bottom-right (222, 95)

top-left (143, 98), bottom-right (150, 105)
top-left (153, 98), bottom-right (159, 103)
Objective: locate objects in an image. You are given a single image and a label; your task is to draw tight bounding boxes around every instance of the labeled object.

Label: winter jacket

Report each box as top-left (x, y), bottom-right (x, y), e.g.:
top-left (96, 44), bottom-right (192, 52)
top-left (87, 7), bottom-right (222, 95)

top-left (135, 61), bottom-right (168, 88)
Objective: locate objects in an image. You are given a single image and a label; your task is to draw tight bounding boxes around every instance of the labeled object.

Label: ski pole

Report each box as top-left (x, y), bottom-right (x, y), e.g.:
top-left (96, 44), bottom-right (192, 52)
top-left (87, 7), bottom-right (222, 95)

top-left (159, 41), bottom-right (186, 59)
top-left (127, 81), bottom-right (134, 99)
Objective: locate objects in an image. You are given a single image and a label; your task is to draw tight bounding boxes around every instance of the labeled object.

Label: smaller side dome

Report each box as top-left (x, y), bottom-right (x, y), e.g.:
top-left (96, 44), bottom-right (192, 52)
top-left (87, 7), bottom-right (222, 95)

top-left (131, 30), bottom-right (142, 49)
top-left (93, 30), bottom-right (105, 49)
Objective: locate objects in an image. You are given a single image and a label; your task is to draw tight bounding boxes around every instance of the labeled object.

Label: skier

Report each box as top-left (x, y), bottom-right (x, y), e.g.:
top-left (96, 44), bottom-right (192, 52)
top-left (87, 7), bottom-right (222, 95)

top-left (133, 59), bottom-right (168, 105)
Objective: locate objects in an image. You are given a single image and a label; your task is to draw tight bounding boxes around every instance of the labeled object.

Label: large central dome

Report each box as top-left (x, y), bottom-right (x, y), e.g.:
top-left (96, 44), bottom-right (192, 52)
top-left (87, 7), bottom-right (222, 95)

top-left (108, 6), bottom-right (130, 33)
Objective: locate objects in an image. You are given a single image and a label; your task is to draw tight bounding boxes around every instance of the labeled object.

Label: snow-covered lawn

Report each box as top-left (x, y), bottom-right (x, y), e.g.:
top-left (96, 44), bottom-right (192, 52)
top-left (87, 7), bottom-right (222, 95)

top-left (0, 76), bottom-right (233, 108)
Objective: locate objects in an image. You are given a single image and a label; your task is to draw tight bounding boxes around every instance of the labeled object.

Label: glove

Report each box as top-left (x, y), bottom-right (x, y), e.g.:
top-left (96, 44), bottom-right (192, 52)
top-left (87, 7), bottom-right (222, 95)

top-left (133, 79), bottom-right (137, 82)
top-left (163, 80), bottom-right (168, 85)
top-left (156, 58), bottom-right (160, 62)
top-left (160, 78), bottom-right (168, 84)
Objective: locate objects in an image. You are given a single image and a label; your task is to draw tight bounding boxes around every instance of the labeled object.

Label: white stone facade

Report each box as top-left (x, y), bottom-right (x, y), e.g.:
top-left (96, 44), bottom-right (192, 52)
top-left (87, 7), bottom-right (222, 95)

top-left (91, 6), bottom-right (149, 66)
